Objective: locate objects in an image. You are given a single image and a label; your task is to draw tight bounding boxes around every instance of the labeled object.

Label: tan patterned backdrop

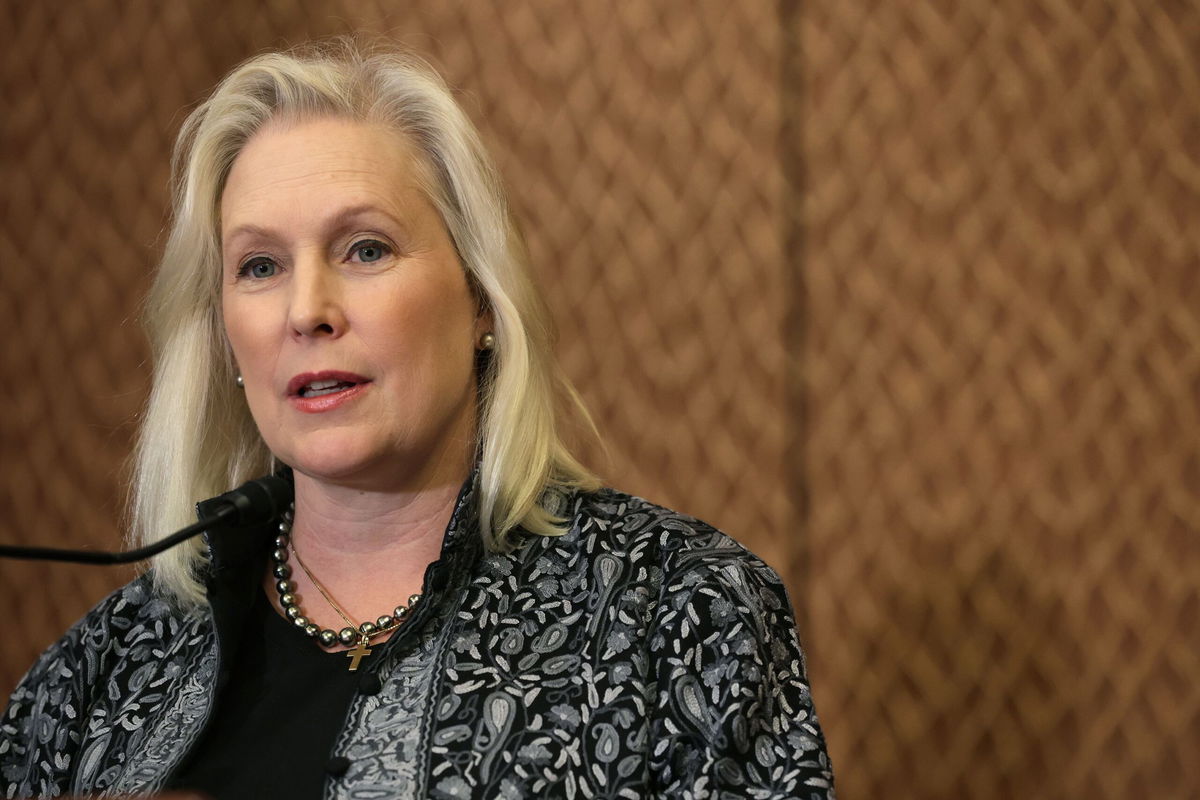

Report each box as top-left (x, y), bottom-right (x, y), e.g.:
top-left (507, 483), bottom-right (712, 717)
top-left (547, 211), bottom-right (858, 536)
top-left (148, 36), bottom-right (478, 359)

top-left (1, 2), bottom-right (1196, 798)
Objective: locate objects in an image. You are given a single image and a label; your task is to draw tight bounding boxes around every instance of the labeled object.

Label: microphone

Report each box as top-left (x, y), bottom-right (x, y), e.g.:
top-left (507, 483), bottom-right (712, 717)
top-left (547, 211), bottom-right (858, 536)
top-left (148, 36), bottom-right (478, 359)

top-left (0, 474), bottom-right (292, 566)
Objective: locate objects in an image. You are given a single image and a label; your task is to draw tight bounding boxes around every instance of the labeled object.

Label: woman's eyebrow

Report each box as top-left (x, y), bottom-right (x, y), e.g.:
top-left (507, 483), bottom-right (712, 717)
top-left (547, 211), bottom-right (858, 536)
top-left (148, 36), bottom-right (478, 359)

top-left (223, 222), bottom-right (275, 248)
top-left (326, 204), bottom-right (409, 233)
top-left (222, 205), bottom-right (406, 252)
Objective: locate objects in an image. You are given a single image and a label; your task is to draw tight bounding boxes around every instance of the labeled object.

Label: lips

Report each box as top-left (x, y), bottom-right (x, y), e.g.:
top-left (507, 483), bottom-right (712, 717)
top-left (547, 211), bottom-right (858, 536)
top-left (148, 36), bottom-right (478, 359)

top-left (287, 371), bottom-right (370, 397)
top-left (286, 371), bottom-right (371, 413)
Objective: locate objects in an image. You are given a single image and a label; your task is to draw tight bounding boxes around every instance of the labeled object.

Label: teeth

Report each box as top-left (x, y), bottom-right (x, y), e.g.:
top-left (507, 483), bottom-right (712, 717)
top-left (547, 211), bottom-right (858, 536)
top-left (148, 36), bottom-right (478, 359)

top-left (301, 379), bottom-right (353, 397)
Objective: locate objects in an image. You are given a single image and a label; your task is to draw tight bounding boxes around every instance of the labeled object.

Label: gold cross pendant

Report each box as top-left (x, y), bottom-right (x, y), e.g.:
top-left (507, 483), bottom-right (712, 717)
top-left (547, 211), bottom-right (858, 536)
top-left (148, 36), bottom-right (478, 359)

top-left (346, 638), bottom-right (372, 672)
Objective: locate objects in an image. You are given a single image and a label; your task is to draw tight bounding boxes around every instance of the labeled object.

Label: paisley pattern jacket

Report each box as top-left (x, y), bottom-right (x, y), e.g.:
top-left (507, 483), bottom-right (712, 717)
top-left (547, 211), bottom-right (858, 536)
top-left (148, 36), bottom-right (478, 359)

top-left (1, 482), bottom-right (836, 799)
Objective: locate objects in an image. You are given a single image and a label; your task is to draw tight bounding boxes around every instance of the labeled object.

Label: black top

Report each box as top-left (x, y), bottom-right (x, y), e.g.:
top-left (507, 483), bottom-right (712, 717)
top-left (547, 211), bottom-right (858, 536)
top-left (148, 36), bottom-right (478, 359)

top-left (167, 588), bottom-right (362, 799)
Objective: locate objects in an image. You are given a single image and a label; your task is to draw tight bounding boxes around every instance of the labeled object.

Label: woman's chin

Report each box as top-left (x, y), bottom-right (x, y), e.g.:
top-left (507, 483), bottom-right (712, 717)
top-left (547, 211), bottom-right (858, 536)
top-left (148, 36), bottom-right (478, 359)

top-left (282, 443), bottom-right (449, 492)
top-left (274, 423), bottom-right (472, 492)
top-left (282, 441), bottom-right (389, 487)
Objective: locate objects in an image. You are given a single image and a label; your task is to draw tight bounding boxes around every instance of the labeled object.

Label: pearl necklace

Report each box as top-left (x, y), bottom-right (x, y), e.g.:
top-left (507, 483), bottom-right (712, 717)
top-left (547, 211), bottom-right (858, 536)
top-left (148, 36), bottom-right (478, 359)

top-left (271, 504), bottom-right (421, 672)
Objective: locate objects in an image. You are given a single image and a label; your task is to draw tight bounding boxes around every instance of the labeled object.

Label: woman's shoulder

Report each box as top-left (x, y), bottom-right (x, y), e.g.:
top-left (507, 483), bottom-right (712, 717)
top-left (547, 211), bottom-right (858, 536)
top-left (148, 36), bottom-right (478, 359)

top-left (573, 487), bottom-right (783, 575)
top-left (504, 486), bottom-right (792, 610)
top-left (7, 572), bottom-right (206, 703)
top-left (467, 488), bottom-right (834, 796)
top-left (61, 571), bottom-right (198, 643)
top-left (3, 574), bottom-right (217, 797)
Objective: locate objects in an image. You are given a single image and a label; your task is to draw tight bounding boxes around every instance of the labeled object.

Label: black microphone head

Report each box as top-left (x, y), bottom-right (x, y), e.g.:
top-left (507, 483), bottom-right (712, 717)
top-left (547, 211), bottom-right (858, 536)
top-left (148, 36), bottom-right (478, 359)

top-left (215, 474), bottom-right (293, 525)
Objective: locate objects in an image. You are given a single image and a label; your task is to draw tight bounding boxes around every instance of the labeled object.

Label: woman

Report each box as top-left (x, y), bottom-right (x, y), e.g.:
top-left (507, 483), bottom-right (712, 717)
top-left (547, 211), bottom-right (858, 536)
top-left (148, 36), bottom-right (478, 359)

top-left (1, 42), bottom-right (835, 799)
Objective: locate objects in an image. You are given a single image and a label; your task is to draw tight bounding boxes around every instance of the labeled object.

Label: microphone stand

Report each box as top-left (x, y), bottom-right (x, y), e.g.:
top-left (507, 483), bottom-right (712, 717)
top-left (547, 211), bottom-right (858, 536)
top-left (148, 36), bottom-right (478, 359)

top-left (0, 474), bottom-right (291, 566)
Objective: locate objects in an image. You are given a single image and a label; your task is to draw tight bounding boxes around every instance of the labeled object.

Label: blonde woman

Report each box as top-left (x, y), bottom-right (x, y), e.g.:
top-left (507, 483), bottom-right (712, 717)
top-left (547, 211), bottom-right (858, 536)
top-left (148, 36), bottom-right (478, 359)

top-left (1, 41), bottom-right (835, 799)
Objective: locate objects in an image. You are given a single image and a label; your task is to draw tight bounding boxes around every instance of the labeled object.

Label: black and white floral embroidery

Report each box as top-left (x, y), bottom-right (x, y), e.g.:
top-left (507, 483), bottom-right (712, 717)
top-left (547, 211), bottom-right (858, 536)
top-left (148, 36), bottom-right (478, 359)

top-left (2, 489), bottom-right (835, 799)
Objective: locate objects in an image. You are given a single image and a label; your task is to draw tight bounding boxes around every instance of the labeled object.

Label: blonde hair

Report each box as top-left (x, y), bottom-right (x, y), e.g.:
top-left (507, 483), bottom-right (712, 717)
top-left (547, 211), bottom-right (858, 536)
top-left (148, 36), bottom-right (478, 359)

top-left (134, 40), bottom-right (599, 606)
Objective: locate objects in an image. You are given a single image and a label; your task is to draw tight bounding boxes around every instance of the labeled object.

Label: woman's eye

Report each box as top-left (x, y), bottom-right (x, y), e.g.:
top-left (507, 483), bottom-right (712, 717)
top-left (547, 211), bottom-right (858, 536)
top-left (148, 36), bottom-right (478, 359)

top-left (237, 257), bottom-right (277, 279)
top-left (350, 239), bottom-right (390, 263)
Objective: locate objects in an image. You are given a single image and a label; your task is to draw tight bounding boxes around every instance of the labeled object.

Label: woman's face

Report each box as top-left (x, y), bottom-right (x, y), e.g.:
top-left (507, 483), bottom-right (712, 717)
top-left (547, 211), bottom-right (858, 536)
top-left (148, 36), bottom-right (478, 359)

top-left (220, 117), bottom-right (487, 491)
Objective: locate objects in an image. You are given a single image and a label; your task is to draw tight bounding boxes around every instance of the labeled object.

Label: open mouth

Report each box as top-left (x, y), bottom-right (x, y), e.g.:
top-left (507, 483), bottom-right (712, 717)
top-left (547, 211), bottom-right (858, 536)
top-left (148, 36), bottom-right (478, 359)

top-left (287, 371), bottom-right (371, 402)
top-left (298, 379), bottom-right (359, 398)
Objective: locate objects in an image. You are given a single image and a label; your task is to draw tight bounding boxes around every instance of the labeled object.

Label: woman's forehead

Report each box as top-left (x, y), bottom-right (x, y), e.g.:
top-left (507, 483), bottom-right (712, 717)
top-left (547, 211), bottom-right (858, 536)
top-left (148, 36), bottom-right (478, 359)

top-left (220, 118), bottom-right (437, 241)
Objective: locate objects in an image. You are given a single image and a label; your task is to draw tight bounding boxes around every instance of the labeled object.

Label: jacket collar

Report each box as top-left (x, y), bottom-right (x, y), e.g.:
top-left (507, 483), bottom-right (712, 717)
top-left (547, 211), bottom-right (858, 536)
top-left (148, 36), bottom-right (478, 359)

top-left (197, 492), bottom-right (283, 583)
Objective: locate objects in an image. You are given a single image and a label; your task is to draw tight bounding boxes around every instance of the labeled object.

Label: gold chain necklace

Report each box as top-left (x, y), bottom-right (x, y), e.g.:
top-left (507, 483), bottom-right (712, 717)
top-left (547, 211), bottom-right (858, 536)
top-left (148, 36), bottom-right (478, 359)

top-left (270, 504), bottom-right (421, 672)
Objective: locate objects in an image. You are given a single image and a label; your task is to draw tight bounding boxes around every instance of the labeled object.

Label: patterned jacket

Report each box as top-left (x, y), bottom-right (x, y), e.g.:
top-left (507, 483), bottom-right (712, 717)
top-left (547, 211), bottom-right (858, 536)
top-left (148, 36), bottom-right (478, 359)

top-left (1, 483), bottom-right (836, 798)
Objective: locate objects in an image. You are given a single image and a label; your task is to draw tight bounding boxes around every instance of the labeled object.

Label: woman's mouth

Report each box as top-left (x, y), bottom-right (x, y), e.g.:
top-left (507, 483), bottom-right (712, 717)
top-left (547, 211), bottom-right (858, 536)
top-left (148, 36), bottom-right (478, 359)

top-left (299, 379), bottom-right (358, 398)
top-left (287, 371), bottom-right (371, 413)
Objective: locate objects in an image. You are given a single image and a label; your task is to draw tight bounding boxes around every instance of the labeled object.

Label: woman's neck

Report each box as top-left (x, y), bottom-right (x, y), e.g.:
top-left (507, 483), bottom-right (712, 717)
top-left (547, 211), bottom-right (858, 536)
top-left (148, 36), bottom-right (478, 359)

top-left (276, 469), bottom-right (466, 633)
top-left (291, 471), bottom-right (462, 553)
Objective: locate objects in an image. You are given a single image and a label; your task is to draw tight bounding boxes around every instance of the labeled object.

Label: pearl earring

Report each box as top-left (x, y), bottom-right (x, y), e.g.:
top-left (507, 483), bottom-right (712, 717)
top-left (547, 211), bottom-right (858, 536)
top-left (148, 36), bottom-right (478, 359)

top-left (479, 332), bottom-right (496, 351)
top-left (235, 374), bottom-right (245, 388)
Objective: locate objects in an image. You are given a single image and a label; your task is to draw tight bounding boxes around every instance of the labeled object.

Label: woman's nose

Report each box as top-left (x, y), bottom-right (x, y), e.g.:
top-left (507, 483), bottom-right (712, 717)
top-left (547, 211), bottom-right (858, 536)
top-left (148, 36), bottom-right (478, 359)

top-left (288, 258), bottom-right (346, 339)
